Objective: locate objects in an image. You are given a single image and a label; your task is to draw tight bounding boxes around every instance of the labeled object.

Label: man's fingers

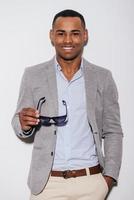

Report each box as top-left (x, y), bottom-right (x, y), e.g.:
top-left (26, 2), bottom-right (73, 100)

top-left (21, 116), bottom-right (40, 124)
top-left (21, 108), bottom-right (39, 118)
top-left (19, 108), bottom-right (40, 131)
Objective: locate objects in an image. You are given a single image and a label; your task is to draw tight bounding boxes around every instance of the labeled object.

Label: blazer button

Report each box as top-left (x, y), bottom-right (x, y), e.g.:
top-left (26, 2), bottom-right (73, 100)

top-left (54, 130), bottom-right (56, 135)
top-left (51, 152), bottom-right (53, 156)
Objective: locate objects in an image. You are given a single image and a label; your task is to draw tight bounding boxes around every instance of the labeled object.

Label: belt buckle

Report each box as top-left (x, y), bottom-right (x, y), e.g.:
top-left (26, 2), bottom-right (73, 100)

top-left (63, 170), bottom-right (70, 179)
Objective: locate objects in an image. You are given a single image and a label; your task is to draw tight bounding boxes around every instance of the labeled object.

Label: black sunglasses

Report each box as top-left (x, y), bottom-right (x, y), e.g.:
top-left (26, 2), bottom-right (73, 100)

top-left (36, 97), bottom-right (68, 126)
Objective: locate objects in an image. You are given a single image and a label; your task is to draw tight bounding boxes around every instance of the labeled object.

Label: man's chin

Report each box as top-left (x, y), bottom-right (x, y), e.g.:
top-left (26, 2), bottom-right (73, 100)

top-left (57, 54), bottom-right (80, 62)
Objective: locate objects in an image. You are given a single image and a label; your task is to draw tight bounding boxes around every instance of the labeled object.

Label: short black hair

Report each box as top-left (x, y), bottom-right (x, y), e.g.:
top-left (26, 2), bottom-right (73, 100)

top-left (52, 9), bottom-right (86, 29)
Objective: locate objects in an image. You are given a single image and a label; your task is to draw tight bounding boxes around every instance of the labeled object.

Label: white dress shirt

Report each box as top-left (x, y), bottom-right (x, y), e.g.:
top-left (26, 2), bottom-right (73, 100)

top-left (52, 59), bottom-right (99, 170)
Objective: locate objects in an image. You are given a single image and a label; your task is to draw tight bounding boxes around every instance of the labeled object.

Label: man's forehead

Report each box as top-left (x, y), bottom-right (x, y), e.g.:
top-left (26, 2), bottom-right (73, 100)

top-left (53, 17), bottom-right (83, 28)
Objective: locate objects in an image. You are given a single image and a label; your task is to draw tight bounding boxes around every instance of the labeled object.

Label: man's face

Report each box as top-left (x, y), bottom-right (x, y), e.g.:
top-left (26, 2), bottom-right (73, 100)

top-left (50, 17), bottom-right (88, 61)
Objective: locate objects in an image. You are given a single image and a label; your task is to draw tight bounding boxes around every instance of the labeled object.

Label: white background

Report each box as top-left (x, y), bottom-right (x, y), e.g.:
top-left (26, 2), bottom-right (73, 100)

top-left (0, 0), bottom-right (134, 199)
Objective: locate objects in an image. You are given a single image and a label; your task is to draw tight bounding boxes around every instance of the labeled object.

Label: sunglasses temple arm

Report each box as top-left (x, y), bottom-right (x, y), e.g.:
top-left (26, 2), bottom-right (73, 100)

top-left (62, 100), bottom-right (68, 116)
top-left (37, 97), bottom-right (46, 113)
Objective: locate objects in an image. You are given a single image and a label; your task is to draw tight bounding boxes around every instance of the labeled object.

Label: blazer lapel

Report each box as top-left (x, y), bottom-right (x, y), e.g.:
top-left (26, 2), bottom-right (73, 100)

top-left (45, 58), bottom-right (58, 116)
top-left (83, 59), bottom-right (98, 133)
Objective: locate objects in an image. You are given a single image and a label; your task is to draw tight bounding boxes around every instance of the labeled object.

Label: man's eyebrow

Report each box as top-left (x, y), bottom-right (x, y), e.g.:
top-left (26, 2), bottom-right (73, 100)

top-left (56, 30), bottom-right (65, 32)
top-left (71, 30), bottom-right (81, 32)
top-left (55, 29), bottom-right (81, 32)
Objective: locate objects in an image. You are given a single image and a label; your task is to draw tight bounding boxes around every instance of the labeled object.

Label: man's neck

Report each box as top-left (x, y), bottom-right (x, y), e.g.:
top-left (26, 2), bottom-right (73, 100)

top-left (57, 57), bottom-right (82, 81)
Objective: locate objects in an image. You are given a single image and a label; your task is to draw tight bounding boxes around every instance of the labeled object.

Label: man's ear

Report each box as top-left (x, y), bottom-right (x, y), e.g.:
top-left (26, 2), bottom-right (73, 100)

top-left (49, 29), bottom-right (54, 46)
top-left (84, 29), bottom-right (88, 46)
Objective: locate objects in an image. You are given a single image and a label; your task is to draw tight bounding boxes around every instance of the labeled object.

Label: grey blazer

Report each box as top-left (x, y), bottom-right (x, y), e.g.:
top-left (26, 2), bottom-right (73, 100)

top-left (12, 58), bottom-right (123, 195)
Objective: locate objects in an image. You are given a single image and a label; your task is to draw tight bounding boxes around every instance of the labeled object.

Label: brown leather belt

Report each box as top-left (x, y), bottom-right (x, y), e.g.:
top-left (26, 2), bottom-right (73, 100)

top-left (51, 164), bottom-right (102, 179)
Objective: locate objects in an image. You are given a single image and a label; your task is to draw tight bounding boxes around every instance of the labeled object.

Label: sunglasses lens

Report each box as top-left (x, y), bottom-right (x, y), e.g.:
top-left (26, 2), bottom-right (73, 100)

top-left (53, 116), bottom-right (66, 124)
top-left (39, 116), bottom-right (51, 126)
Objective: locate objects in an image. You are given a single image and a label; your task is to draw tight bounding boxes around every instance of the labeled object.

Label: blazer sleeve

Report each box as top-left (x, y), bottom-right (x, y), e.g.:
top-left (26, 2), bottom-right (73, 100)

top-left (11, 68), bottom-right (35, 138)
top-left (102, 70), bottom-right (123, 181)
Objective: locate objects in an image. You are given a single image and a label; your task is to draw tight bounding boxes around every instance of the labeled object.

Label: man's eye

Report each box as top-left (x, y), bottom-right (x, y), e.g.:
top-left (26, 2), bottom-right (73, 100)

top-left (57, 32), bottom-right (64, 36)
top-left (73, 32), bottom-right (80, 36)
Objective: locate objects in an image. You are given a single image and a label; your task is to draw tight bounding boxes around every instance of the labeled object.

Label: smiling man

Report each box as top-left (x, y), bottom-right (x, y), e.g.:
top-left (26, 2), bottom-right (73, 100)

top-left (50, 15), bottom-right (88, 81)
top-left (12, 9), bottom-right (123, 200)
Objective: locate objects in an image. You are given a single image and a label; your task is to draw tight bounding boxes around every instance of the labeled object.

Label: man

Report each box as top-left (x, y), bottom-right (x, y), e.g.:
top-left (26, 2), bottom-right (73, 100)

top-left (12, 9), bottom-right (123, 200)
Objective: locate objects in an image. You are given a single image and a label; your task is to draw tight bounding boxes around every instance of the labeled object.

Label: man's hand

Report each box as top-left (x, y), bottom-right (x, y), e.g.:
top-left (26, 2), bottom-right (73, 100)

top-left (103, 176), bottom-right (114, 190)
top-left (19, 108), bottom-right (40, 131)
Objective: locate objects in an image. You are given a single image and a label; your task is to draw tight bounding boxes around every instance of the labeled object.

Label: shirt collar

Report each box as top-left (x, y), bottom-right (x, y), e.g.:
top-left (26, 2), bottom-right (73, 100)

top-left (54, 56), bottom-right (84, 73)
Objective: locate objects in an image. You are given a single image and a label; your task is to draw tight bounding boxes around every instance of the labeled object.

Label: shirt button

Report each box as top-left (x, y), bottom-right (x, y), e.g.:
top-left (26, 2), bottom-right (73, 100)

top-left (51, 152), bottom-right (53, 156)
top-left (54, 130), bottom-right (56, 135)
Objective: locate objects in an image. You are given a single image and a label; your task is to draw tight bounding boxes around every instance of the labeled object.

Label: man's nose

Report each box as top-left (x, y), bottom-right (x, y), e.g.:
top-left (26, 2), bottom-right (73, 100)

top-left (64, 33), bottom-right (72, 43)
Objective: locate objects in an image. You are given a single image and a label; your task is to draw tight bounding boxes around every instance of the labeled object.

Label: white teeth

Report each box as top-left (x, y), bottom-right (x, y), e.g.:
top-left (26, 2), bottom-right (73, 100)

top-left (63, 47), bottom-right (73, 50)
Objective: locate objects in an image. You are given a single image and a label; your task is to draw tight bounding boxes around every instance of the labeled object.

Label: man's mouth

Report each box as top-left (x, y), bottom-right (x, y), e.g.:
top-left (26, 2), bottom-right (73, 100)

top-left (62, 46), bottom-right (74, 50)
